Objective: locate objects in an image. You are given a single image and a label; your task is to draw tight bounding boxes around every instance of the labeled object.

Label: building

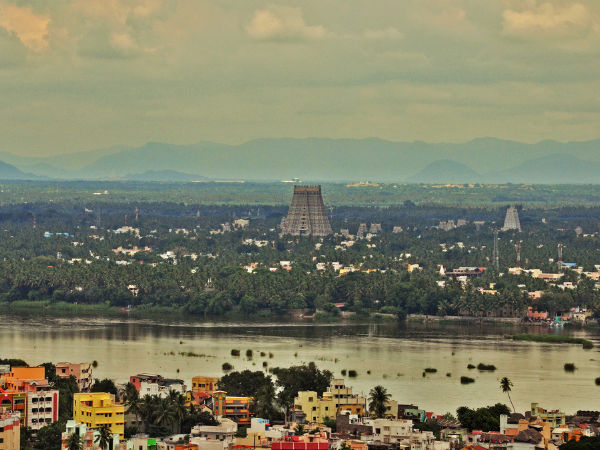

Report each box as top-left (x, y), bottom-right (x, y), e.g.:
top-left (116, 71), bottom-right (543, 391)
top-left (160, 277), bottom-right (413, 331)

top-left (0, 410), bottom-right (20, 450)
top-left (130, 374), bottom-right (185, 397)
top-left (280, 186), bottom-right (333, 237)
top-left (56, 362), bottom-right (93, 392)
top-left (192, 376), bottom-right (220, 395)
top-left (61, 419), bottom-right (120, 450)
top-left (502, 206), bottom-right (522, 232)
top-left (271, 434), bottom-right (329, 450)
top-left (73, 392), bottom-right (125, 438)
top-left (325, 379), bottom-right (367, 413)
top-left (357, 224), bottom-right (367, 239)
top-left (293, 391), bottom-right (335, 424)
top-left (530, 402), bottom-right (566, 427)
top-left (0, 367), bottom-right (59, 430)
top-left (212, 392), bottom-right (253, 426)
top-left (190, 418), bottom-right (237, 448)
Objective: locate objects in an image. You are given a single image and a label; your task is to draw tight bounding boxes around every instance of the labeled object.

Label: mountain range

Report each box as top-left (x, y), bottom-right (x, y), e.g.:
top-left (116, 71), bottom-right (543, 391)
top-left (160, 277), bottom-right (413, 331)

top-left (0, 137), bottom-right (598, 183)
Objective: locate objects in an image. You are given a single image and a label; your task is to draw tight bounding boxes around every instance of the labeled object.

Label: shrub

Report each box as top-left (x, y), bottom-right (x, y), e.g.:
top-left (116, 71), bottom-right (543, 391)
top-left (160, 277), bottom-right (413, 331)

top-left (348, 370), bottom-right (357, 377)
top-left (231, 349), bottom-right (240, 356)
top-left (564, 363), bottom-right (576, 372)
top-left (222, 362), bottom-right (233, 371)
top-left (460, 376), bottom-right (475, 384)
top-left (424, 368), bottom-right (437, 373)
top-left (477, 363), bottom-right (496, 371)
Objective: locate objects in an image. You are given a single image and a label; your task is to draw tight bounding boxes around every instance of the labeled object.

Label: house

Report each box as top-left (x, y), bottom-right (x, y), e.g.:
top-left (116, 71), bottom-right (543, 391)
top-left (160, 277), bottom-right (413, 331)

top-left (190, 418), bottom-right (237, 449)
top-left (56, 362), bottom-right (93, 392)
top-left (530, 403), bottom-right (566, 427)
top-left (293, 391), bottom-right (335, 424)
top-left (212, 391), bottom-right (253, 426)
top-left (73, 392), bottom-right (125, 438)
top-left (0, 410), bottom-right (20, 450)
top-left (192, 376), bottom-right (220, 395)
top-left (60, 420), bottom-right (120, 450)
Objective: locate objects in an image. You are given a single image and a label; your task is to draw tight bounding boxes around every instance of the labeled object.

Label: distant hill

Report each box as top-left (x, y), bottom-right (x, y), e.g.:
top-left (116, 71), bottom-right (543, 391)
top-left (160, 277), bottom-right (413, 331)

top-left (1, 137), bottom-right (599, 183)
top-left (0, 161), bottom-right (39, 179)
top-left (123, 169), bottom-right (207, 182)
top-left (406, 160), bottom-right (481, 183)
top-left (489, 154), bottom-right (600, 184)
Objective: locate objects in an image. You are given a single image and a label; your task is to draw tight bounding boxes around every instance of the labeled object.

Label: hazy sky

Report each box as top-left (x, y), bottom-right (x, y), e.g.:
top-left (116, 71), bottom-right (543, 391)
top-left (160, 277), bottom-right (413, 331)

top-left (0, 0), bottom-right (599, 156)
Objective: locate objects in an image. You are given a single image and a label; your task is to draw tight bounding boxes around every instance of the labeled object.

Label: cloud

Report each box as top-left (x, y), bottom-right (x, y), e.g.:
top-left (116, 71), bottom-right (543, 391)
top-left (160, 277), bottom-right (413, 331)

top-left (0, 2), bottom-right (50, 51)
top-left (363, 27), bottom-right (404, 40)
top-left (247, 7), bottom-right (327, 41)
top-left (503, 2), bottom-right (594, 37)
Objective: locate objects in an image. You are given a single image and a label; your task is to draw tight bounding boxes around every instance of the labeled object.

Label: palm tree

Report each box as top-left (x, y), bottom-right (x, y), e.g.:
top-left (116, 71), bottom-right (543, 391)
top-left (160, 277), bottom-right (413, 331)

top-left (368, 385), bottom-right (391, 418)
top-left (94, 425), bottom-right (112, 450)
top-left (500, 377), bottom-right (515, 412)
top-left (295, 424), bottom-right (306, 436)
top-left (66, 433), bottom-right (83, 450)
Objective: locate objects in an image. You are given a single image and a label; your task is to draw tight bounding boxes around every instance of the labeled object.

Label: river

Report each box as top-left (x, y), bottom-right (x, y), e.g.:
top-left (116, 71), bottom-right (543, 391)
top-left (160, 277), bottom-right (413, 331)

top-left (1, 315), bottom-right (599, 415)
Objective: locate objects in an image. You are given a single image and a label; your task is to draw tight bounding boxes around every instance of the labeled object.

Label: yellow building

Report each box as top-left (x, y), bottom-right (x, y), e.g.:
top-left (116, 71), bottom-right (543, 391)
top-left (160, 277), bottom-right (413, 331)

top-left (191, 376), bottom-right (220, 394)
top-left (73, 392), bottom-right (125, 438)
top-left (294, 391), bottom-right (335, 423)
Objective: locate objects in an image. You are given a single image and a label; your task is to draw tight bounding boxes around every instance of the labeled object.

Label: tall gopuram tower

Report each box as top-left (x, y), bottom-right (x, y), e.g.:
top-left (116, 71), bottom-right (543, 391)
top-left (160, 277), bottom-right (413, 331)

top-left (280, 185), bottom-right (333, 237)
top-left (502, 205), bottom-right (522, 232)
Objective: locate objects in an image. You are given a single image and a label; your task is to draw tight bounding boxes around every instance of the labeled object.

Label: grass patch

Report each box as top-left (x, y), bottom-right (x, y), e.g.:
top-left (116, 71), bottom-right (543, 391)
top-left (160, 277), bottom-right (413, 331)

top-left (510, 334), bottom-right (593, 349)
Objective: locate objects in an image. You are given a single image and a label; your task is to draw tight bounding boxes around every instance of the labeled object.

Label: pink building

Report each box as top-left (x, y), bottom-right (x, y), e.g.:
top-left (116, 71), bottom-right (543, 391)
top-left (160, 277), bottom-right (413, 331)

top-left (527, 307), bottom-right (548, 320)
top-left (56, 362), bottom-right (93, 392)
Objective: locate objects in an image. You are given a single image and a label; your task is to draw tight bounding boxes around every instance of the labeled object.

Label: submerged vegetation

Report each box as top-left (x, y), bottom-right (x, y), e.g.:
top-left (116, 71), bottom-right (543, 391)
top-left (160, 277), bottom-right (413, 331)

top-left (510, 334), bottom-right (593, 349)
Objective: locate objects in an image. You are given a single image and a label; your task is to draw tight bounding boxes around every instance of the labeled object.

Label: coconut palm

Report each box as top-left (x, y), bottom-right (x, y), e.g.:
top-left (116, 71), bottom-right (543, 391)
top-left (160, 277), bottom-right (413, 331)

top-left (500, 377), bottom-right (515, 412)
top-left (368, 385), bottom-right (391, 418)
top-left (66, 433), bottom-right (83, 450)
top-left (94, 424), bottom-right (112, 450)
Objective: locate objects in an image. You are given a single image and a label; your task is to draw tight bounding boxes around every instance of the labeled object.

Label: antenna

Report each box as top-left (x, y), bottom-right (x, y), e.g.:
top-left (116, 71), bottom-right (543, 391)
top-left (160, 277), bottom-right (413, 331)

top-left (557, 243), bottom-right (563, 272)
top-left (493, 229), bottom-right (499, 271)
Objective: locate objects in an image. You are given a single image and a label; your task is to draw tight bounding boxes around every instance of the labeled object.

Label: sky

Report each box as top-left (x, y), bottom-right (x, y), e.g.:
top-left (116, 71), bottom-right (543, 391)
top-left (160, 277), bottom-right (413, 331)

top-left (0, 0), bottom-right (599, 156)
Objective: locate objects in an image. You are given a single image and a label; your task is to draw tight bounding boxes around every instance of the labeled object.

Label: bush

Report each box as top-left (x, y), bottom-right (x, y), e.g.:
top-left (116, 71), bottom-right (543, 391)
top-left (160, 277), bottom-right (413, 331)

top-left (595, 377), bottom-right (600, 386)
top-left (460, 376), bottom-right (475, 384)
top-left (246, 349), bottom-right (253, 357)
top-left (348, 370), bottom-right (357, 377)
top-left (341, 369), bottom-right (347, 376)
top-left (424, 368), bottom-right (437, 373)
top-left (231, 349), bottom-right (240, 356)
top-left (222, 362), bottom-right (233, 371)
top-left (477, 363), bottom-right (496, 371)
top-left (564, 363), bottom-right (576, 372)
top-left (467, 364), bottom-right (475, 369)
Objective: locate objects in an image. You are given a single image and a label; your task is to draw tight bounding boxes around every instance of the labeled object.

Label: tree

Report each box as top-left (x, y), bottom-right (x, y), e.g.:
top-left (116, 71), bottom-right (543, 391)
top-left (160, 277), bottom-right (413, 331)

top-left (272, 362), bottom-right (333, 419)
top-left (457, 404), bottom-right (510, 432)
top-left (295, 424), bottom-right (306, 436)
top-left (91, 378), bottom-right (118, 395)
top-left (66, 432), bottom-right (83, 450)
top-left (500, 377), bottom-right (515, 412)
top-left (560, 437), bottom-right (600, 449)
top-left (94, 425), bottom-right (112, 450)
top-left (368, 385), bottom-right (391, 418)
top-left (34, 421), bottom-right (64, 450)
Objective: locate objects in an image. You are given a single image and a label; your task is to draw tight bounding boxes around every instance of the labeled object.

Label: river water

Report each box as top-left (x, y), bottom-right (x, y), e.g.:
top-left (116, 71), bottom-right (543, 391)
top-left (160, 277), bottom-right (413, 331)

top-left (1, 315), bottom-right (599, 415)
